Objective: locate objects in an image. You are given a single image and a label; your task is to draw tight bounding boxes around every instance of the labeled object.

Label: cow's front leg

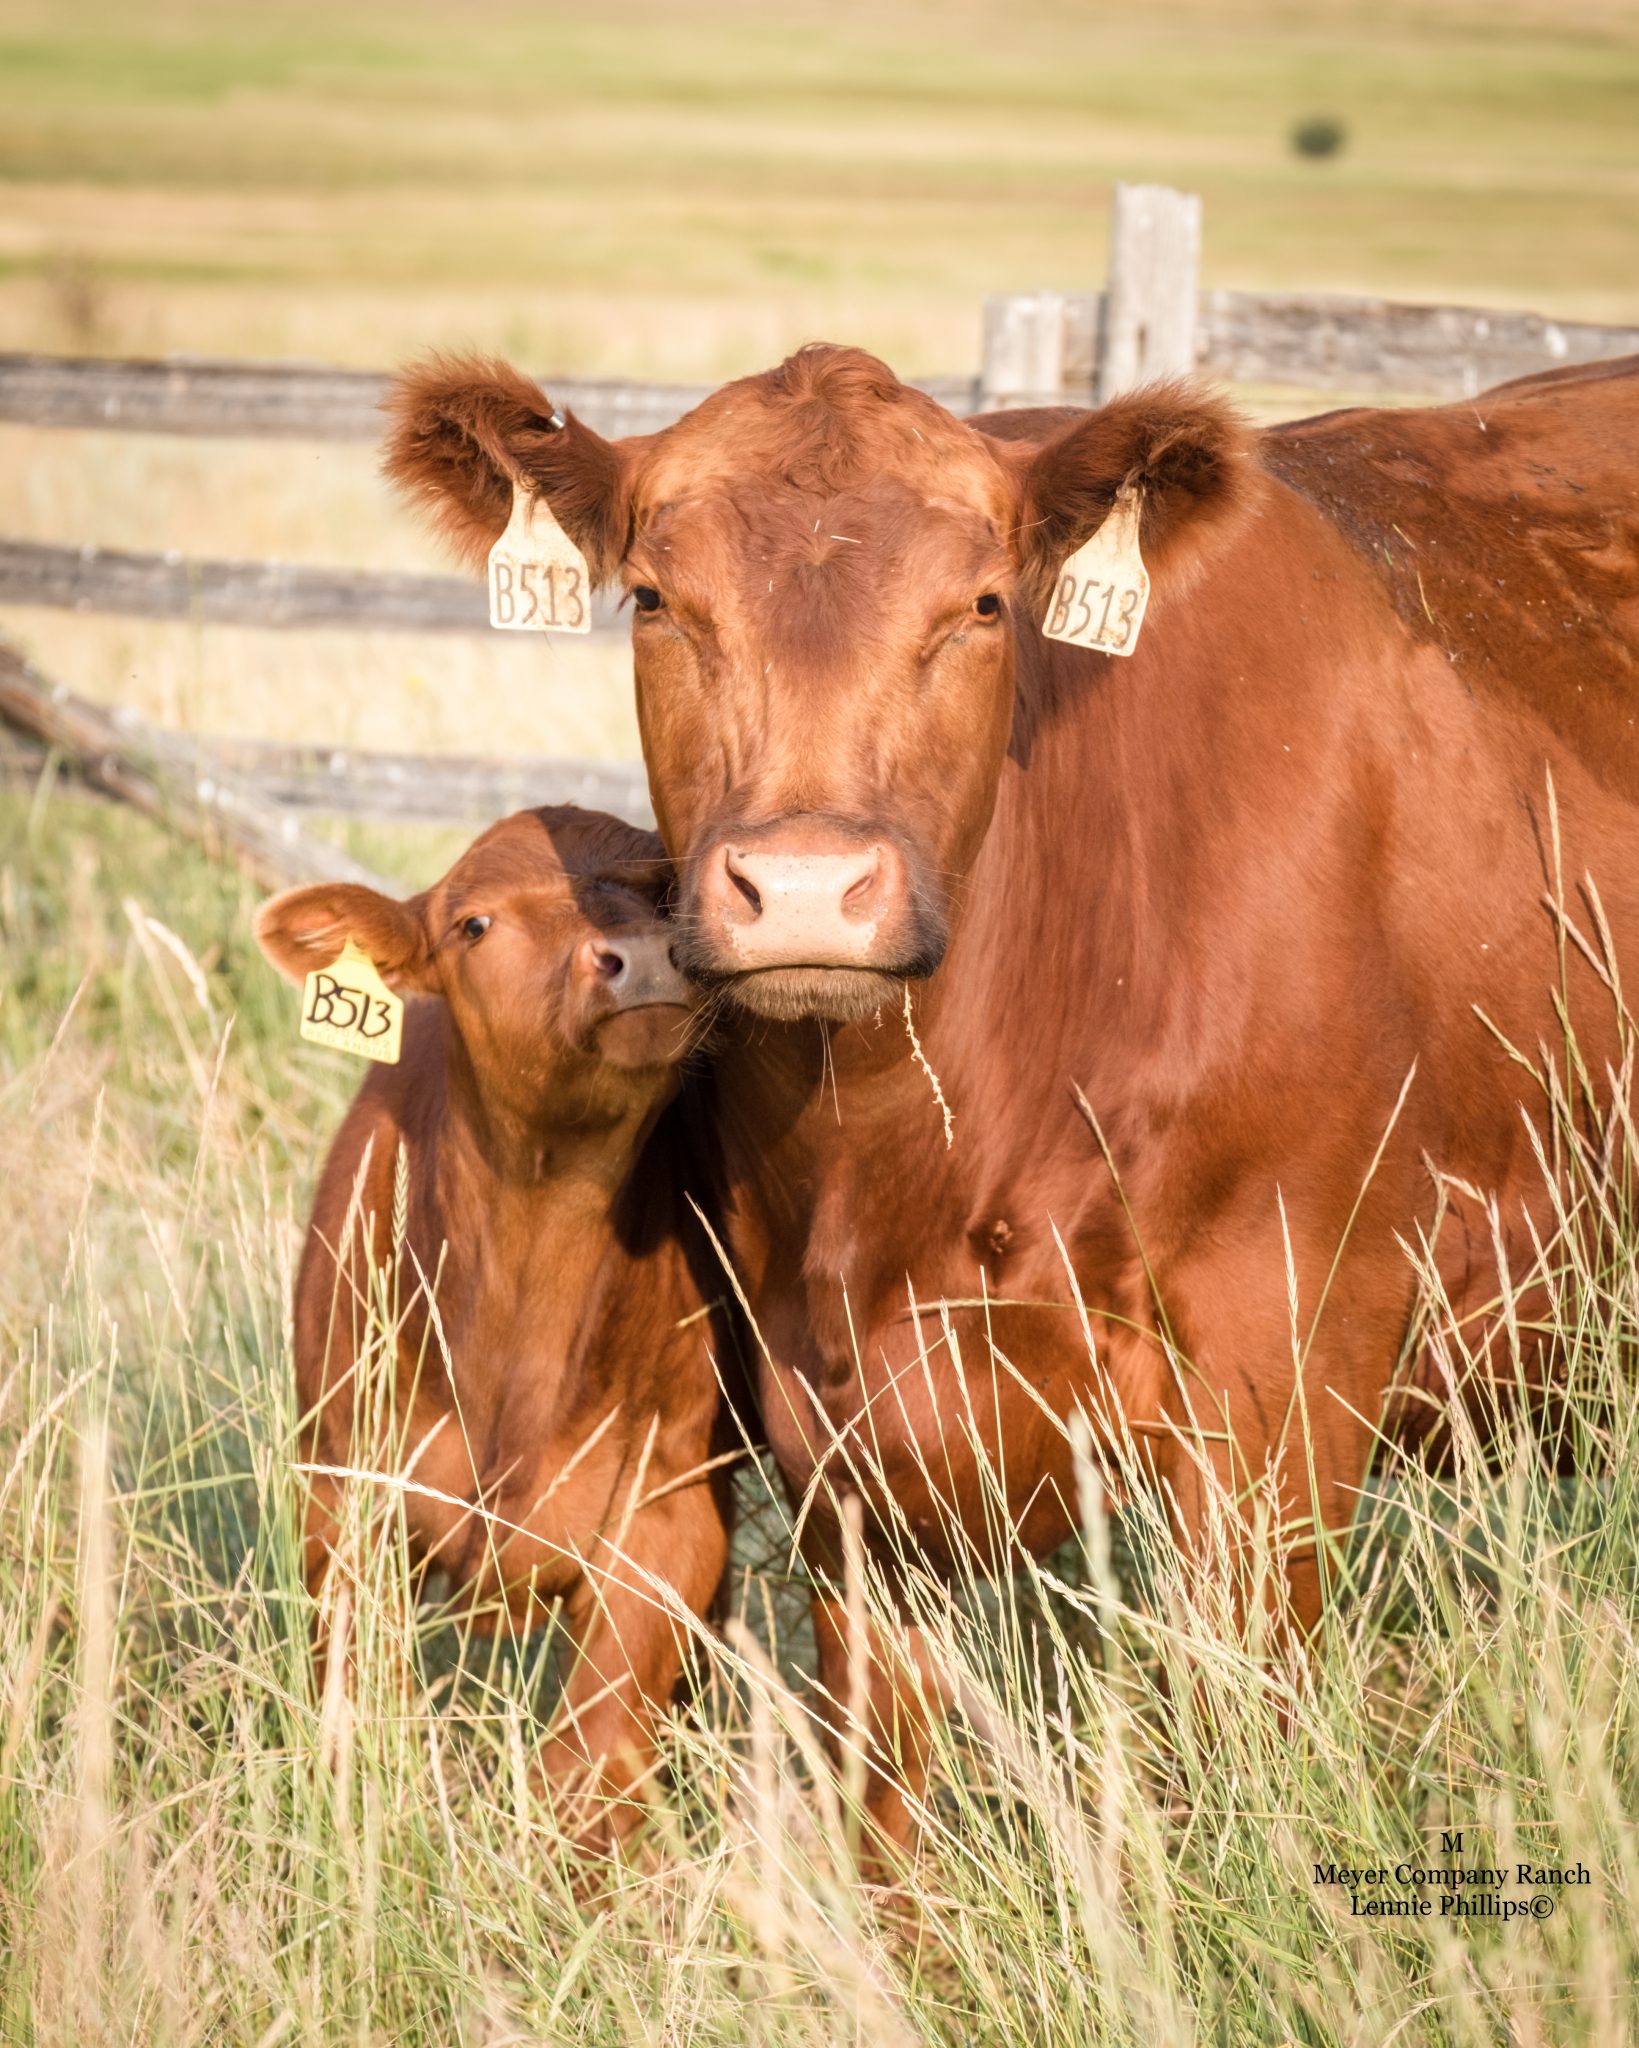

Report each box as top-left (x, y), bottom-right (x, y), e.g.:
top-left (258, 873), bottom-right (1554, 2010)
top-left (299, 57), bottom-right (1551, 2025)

top-left (1147, 1305), bottom-right (1381, 1668)
top-left (804, 1512), bottom-right (949, 1887)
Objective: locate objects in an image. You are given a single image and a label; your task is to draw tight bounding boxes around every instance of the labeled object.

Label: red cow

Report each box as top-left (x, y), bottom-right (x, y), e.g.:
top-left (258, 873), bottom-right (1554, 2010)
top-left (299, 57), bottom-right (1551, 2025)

top-left (258, 806), bottom-right (729, 1847)
top-left (386, 348), bottom-right (1639, 1861)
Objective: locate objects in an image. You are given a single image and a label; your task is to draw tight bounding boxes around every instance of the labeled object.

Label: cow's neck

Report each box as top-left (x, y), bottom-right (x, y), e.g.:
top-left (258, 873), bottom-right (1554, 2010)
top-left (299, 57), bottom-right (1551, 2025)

top-left (712, 578), bottom-right (1278, 1352)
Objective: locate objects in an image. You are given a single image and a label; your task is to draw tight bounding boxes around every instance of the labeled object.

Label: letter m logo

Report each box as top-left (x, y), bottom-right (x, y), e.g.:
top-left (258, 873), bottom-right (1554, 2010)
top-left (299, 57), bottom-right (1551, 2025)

top-left (1440, 1831), bottom-right (1463, 1854)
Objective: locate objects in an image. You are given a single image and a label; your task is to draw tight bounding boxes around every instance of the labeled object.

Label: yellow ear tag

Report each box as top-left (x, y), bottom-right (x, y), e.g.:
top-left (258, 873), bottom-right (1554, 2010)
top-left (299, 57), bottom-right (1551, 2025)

top-left (487, 482), bottom-right (592, 634)
top-left (300, 939), bottom-right (404, 1065)
top-left (1041, 486), bottom-right (1149, 657)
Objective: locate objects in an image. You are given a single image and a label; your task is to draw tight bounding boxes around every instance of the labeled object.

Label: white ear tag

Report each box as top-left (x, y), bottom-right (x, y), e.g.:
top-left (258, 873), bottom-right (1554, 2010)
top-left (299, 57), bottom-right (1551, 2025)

top-left (487, 483), bottom-right (592, 634)
top-left (300, 939), bottom-right (404, 1064)
top-left (1041, 486), bottom-right (1149, 657)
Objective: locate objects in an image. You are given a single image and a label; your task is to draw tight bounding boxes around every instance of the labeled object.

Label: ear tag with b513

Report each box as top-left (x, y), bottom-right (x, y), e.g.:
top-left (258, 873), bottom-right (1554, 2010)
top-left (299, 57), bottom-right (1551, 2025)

top-left (301, 939), bottom-right (403, 1064)
top-left (487, 483), bottom-right (591, 634)
top-left (1042, 486), bottom-right (1149, 657)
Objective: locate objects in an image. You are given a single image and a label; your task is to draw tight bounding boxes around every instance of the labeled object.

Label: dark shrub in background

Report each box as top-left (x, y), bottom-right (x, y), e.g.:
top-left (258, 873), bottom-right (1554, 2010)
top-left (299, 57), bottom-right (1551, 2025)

top-left (1291, 115), bottom-right (1347, 159)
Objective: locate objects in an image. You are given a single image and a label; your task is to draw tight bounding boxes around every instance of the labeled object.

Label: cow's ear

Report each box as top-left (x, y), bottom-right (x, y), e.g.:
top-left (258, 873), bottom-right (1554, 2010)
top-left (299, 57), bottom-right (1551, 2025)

top-left (1013, 383), bottom-right (1258, 617)
top-left (255, 883), bottom-right (434, 992)
top-left (382, 354), bottom-right (637, 583)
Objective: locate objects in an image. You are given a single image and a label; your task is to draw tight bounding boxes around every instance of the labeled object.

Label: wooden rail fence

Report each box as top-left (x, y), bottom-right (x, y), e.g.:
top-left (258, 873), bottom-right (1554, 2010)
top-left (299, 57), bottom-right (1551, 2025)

top-left (0, 536), bottom-right (624, 638)
top-left (2, 181), bottom-right (1636, 885)
top-left (4, 288), bottom-right (1635, 648)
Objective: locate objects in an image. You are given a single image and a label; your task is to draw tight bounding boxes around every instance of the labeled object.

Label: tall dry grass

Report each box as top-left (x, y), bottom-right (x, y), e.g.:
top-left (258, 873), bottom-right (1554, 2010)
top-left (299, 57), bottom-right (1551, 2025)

top-left (2, 780), bottom-right (1637, 2044)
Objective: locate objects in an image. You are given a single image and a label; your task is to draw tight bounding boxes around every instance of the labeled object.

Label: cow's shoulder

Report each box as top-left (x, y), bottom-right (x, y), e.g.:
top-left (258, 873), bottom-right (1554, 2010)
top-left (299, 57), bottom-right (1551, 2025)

top-left (1264, 356), bottom-right (1639, 790)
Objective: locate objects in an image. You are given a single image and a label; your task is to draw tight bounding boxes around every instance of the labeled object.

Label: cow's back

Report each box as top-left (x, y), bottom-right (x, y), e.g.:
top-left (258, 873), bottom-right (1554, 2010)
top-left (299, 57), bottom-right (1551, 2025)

top-left (1265, 355), bottom-right (1639, 799)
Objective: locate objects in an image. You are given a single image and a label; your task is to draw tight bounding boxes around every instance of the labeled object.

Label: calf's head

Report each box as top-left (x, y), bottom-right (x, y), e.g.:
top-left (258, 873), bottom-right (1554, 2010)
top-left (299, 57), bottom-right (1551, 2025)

top-left (386, 348), bottom-right (1255, 1022)
top-left (256, 807), bottom-right (695, 1131)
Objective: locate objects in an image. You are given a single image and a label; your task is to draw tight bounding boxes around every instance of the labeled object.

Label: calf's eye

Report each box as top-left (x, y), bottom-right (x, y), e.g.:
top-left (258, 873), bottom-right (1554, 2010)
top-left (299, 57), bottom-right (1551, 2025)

top-left (631, 585), bottom-right (663, 614)
top-left (974, 593), bottom-right (1002, 619)
top-left (461, 915), bottom-right (491, 942)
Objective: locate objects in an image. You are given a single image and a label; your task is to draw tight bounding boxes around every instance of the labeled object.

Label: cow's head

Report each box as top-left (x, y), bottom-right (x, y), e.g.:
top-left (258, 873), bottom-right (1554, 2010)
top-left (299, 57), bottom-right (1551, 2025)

top-left (385, 348), bottom-right (1256, 1022)
top-left (257, 807), bottom-right (697, 1129)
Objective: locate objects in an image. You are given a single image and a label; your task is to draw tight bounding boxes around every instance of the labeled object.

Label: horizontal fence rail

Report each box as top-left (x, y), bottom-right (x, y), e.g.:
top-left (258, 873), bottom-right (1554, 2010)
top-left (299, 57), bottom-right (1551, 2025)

top-left (0, 356), bottom-right (717, 442)
top-left (161, 733), bottom-right (651, 827)
top-left (0, 640), bottom-right (655, 886)
top-left (977, 290), bottom-right (1639, 407)
top-left (0, 352), bottom-right (980, 442)
top-left (0, 719), bottom-right (651, 828)
top-left (3, 297), bottom-right (1635, 447)
top-left (0, 537), bottom-right (623, 637)
top-left (1196, 291), bottom-right (1639, 403)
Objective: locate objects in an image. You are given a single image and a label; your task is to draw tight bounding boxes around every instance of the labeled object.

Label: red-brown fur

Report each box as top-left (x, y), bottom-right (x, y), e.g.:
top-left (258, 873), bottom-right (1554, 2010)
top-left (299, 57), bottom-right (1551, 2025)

top-left (258, 807), bottom-right (729, 1850)
top-left (386, 347), bottom-right (1639, 1866)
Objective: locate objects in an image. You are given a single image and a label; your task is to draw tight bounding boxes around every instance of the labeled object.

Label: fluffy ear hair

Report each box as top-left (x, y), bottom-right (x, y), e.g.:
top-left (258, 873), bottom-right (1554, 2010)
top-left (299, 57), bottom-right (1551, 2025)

top-left (255, 883), bottom-right (433, 992)
top-left (381, 353), bottom-right (635, 582)
top-left (1015, 382), bottom-right (1258, 616)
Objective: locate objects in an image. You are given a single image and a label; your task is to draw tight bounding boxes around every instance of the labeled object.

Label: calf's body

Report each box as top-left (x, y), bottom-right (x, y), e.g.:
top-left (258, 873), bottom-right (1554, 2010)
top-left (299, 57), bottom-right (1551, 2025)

top-left (263, 808), bottom-right (727, 1843)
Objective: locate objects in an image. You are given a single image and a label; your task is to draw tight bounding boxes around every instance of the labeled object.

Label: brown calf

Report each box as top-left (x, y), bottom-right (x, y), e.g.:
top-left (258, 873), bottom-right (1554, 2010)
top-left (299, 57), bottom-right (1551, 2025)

top-left (385, 347), bottom-right (1639, 1865)
top-left (257, 805), bottom-right (728, 1847)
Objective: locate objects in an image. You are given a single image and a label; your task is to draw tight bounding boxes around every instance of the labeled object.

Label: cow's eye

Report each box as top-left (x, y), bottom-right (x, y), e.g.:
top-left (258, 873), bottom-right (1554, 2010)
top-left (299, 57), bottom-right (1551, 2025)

top-left (461, 915), bottom-right (491, 943)
top-left (973, 593), bottom-right (1002, 619)
top-left (631, 585), bottom-right (663, 614)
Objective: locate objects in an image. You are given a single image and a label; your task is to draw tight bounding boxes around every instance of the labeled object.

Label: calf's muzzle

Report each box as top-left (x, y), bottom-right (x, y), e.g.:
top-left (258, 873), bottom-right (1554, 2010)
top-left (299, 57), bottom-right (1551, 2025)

top-left (574, 931), bottom-right (691, 1010)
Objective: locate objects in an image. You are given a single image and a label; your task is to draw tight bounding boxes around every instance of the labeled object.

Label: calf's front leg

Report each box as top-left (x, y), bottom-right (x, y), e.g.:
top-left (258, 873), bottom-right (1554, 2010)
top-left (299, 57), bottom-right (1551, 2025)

top-left (535, 1481), bottom-right (729, 1854)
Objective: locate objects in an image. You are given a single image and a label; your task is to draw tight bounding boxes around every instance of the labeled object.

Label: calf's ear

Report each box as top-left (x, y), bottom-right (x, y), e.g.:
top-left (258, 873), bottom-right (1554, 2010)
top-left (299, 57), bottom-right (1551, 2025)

top-left (382, 353), bottom-right (636, 581)
top-left (255, 883), bottom-right (434, 992)
top-left (1013, 383), bottom-right (1258, 618)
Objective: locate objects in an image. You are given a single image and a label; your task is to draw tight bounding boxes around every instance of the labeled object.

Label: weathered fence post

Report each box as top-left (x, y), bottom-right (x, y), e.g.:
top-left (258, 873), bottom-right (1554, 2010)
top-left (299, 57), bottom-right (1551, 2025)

top-left (979, 289), bottom-right (1068, 410)
top-left (1095, 184), bottom-right (1202, 402)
